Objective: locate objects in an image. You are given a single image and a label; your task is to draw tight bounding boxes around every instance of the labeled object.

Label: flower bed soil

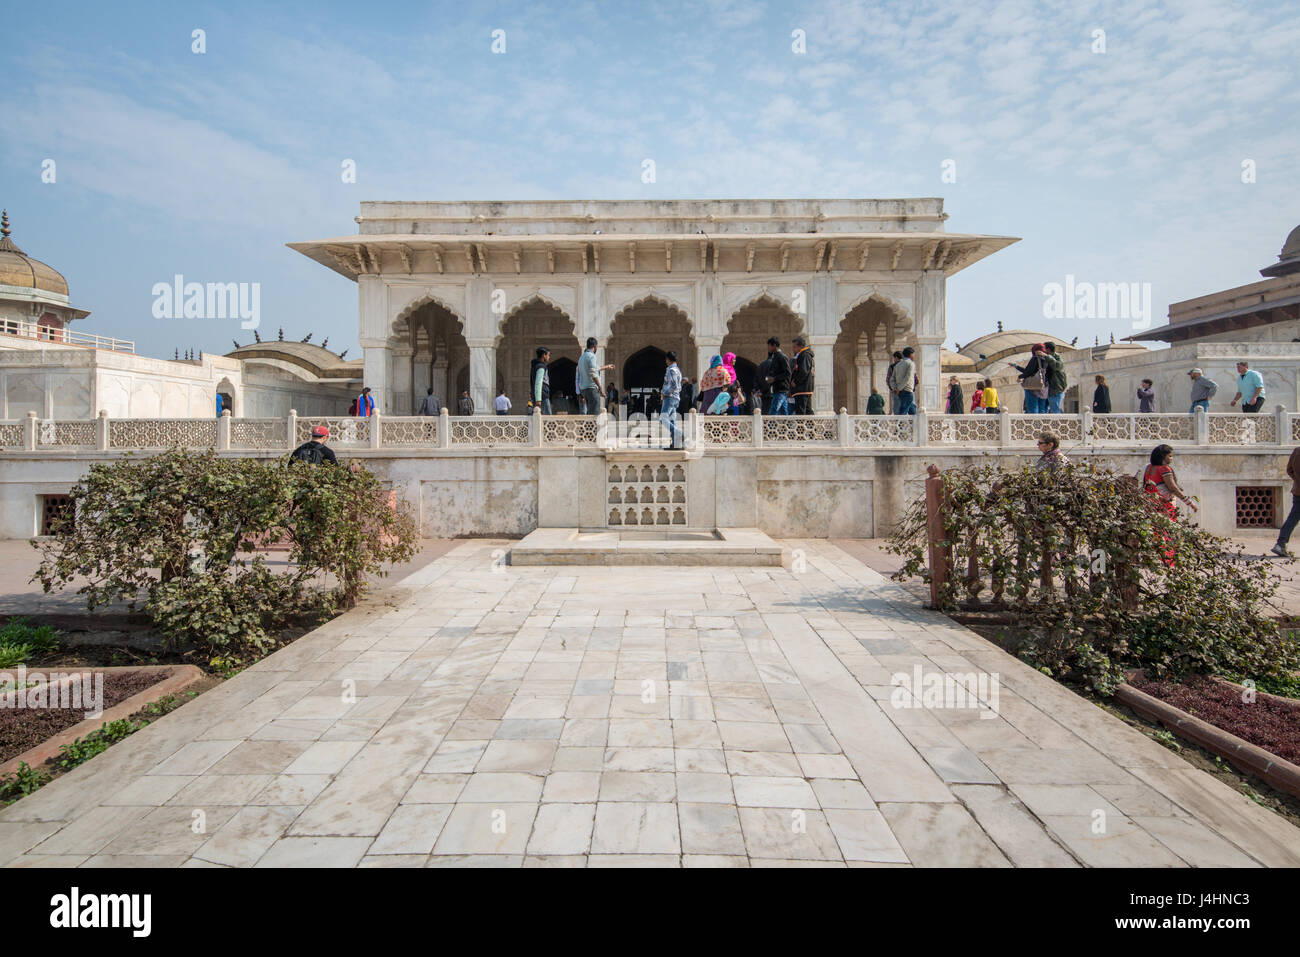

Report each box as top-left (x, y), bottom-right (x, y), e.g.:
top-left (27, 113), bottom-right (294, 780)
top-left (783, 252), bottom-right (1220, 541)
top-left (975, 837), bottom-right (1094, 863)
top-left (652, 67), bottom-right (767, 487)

top-left (1130, 673), bottom-right (1300, 765)
top-left (0, 670), bottom-right (164, 764)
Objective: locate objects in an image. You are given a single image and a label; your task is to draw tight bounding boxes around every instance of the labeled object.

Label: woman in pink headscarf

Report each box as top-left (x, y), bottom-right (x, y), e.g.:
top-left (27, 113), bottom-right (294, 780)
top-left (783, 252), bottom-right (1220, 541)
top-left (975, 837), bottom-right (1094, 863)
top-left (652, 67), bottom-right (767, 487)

top-left (722, 352), bottom-right (739, 386)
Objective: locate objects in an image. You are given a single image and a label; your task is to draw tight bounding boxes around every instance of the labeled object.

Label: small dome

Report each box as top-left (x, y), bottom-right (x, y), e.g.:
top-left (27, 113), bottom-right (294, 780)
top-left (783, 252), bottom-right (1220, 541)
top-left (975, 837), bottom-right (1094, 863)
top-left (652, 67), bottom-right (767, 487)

top-left (1282, 225), bottom-right (1300, 260)
top-left (0, 210), bottom-right (69, 296)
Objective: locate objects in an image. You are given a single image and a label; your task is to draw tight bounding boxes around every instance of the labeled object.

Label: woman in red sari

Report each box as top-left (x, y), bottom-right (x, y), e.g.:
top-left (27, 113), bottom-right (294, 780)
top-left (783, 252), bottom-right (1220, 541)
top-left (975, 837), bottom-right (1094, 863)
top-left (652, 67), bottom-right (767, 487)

top-left (1143, 444), bottom-right (1198, 564)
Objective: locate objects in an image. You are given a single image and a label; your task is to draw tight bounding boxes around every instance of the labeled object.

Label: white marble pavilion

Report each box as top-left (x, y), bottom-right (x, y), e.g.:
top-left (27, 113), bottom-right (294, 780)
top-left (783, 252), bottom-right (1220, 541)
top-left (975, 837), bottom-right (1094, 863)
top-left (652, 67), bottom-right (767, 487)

top-left (290, 200), bottom-right (1018, 414)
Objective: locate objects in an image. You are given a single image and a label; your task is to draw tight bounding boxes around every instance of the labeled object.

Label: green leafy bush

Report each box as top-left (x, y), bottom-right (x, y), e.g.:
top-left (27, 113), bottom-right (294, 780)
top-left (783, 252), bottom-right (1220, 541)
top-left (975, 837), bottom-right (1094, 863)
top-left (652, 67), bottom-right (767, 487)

top-left (57, 719), bottom-right (145, 770)
top-left (0, 617), bottom-right (60, 668)
top-left (0, 762), bottom-right (51, 804)
top-left (33, 450), bottom-right (418, 664)
top-left (888, 463), bottom-right (1299, 695)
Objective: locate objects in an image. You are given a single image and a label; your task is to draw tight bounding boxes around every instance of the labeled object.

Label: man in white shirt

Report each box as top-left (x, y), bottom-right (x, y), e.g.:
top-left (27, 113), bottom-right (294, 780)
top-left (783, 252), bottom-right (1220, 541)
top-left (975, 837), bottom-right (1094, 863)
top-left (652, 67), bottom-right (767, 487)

top-left (494, 389), bottom-right (512, 415)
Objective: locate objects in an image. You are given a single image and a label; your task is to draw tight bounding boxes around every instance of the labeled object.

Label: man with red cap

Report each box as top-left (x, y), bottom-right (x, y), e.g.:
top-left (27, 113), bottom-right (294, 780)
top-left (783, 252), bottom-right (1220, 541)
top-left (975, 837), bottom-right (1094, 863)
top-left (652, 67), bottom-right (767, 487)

top-left (290, 424), bottom-right (338, 465)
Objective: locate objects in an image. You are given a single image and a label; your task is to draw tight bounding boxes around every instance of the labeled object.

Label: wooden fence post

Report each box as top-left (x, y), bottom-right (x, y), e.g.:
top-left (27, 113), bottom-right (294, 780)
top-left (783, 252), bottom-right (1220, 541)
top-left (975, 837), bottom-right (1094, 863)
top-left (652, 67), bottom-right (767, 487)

top-left (925, 463), bottom-right (950, 608)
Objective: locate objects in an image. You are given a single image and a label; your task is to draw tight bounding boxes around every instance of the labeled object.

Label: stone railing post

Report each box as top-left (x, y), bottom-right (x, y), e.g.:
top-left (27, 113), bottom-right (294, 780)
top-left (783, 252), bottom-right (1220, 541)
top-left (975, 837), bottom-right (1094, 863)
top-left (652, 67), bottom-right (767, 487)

top-left (96, 410), bottom-right (109, 451)
top-left (531, 405), bottom-right (543, 447)
top-left (23, 411), bottom-right (36, 451)
top-left (998, 409), bottom-right (1012, 448)
top-left (1080, 410), bottom-right (1093, 448)
top-left (1275, 404), bottom-right (1288, 446)
top-left (915, 407), bottom-right (928, 447)
top-left (838, 407), bottom-right (851, 448)
top-left (370, 411), bottom-right (383, 449)
top-left (441, 408), bottom-right (453, 449)
top-left (684, 409), bottom-right (697, 451)
top-left (217, 410), bottom-right (232, 450)
top-left (925, 464), bottom-right (950, 609)
top-left (286, 409), bottom-right (298, 451)
top-left (752, 409), bottom-right (764, 449)
top-left (1195, 406), bottom-right (1209, 446)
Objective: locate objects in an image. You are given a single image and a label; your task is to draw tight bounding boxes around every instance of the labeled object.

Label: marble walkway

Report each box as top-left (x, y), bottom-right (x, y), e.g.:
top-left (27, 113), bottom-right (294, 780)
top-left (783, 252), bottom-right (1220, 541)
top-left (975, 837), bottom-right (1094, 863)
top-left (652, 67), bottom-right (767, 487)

top-left (3, 540), bottom-right (1299, 868)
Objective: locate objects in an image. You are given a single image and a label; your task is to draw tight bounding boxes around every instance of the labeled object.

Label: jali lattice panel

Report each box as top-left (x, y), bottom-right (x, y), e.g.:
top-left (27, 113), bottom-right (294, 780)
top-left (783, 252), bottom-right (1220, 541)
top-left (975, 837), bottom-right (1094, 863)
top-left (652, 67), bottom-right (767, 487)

top-left (606, 460), bottom-right (687, 527)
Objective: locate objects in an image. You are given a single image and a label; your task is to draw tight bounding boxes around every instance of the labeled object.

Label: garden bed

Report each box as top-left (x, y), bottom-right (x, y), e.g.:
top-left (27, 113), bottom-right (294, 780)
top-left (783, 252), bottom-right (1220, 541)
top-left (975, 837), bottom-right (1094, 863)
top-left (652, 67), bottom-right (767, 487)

top-left (0, 664), bottom-right (205, 776)
top-left (1119, 672), bottom-right (1300, 799)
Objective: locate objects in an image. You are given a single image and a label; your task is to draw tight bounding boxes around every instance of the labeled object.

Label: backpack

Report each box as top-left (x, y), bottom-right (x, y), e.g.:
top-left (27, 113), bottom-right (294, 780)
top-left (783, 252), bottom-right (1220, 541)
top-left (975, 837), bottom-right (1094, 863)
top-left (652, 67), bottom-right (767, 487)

top-left (291, 443), bottom-right (325, 465)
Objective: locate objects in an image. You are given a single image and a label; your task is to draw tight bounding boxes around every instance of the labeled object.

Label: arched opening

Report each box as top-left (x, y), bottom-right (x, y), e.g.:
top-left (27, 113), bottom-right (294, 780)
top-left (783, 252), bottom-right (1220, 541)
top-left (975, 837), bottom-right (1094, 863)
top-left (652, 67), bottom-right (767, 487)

top-left (402, 299), bottom-right (468, 414)
top-left (622, 346), bottom-right (667, 417)
top-left (455, 364), bottom-right (504, 410)
top-left (548, 356), bottom-right (579, 413)
top-left (498, 298), bottom-right (581, 411)
top-left (721, 294), bottom-right (804, 405)
top-left (607, 297), bottom-right (695, 410)
top-left (834, 297), bottom-right (909, 413)
top-left (215, 377), bottom-right (237, 418)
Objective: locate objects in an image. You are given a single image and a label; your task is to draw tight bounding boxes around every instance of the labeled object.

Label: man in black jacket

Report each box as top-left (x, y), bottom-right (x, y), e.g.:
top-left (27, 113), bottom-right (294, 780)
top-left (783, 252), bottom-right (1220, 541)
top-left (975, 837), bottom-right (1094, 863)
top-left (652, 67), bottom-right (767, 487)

top-left (791, 336), bottom-right (815, 414)
top-left (763, 337), bottom-right (793, 415)
top-left (529, 347), bottom-right (552, 414)
top-left (290, 425), bottom-right (338, 465)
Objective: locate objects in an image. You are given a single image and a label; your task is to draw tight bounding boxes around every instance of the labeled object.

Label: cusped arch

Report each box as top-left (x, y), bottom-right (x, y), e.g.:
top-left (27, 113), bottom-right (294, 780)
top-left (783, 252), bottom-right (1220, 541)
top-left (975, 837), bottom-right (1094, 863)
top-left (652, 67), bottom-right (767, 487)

top-left (393, 290), bottom-right (465, 332)
top-left (611, 293), bottom-right (693, 328)
top-left (840, 289), bottom-right (912, 328)
top-left (726, 291), bottom-right (805, 331)
top-left (727, 286), bottom-right (803, 319)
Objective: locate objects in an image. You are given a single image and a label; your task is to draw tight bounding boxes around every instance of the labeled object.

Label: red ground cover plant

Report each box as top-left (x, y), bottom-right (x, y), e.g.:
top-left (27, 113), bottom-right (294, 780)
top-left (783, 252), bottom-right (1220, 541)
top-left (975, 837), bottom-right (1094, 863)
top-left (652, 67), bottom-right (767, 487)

top-left (1132, 673), bottom-right (1300, 765)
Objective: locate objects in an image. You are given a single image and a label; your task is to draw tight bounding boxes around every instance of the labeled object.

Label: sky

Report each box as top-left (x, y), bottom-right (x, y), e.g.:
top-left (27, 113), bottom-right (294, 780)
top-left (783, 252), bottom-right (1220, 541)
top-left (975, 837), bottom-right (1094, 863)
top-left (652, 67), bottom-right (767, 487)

top-left (1, 0), bottom-right (1297, 359)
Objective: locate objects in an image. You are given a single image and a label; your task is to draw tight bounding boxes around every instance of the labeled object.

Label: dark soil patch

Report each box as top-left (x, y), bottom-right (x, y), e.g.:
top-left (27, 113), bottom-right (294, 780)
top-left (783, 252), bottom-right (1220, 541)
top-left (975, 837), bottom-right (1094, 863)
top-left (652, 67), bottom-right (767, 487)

top-left (1130, 672), bottom-right (1300, 765)
top-left (0, 670), bottom-right (165, 763)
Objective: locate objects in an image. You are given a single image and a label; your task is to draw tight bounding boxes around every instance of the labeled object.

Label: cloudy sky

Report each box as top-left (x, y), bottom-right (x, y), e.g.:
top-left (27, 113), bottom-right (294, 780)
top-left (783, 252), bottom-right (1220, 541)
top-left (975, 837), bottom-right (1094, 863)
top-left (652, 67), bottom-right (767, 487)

top-left (2, 0), bottom-right (1296, 358)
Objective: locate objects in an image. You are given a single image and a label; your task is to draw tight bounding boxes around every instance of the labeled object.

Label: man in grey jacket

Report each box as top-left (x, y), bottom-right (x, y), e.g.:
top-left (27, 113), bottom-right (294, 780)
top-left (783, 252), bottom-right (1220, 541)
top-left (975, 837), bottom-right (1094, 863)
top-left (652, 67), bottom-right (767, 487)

top-left (1188, 368), bottom-right (1218, 413)
top-left (889, 347), bottom-right (917, 415)
top-left (417, 387), bottom-right (441, 416)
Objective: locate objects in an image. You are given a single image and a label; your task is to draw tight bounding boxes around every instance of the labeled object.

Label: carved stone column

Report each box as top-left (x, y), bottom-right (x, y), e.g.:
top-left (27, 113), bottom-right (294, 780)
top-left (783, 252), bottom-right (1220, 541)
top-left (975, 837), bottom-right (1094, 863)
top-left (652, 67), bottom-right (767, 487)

top-left (917, 336), bottom-right (944, 411)
top-left (392, 345), bottom-right (414, 415)
top-left (467, 340), bottom-right (496, 415)
top-left (431, 356), bottom-right (449, 412)
top-left (810, 335), bottom-right (836, 412)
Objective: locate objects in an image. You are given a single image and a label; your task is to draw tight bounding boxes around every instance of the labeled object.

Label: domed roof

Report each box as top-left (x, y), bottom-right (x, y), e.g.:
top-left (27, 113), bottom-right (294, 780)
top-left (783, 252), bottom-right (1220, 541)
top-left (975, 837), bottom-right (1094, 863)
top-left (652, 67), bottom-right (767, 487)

top-left (226, 339), bottom-right (362, 379)
top-left (1282, 224), bottom-right (1300, 260)
top-left (0, 211), bottom-right (69, 296)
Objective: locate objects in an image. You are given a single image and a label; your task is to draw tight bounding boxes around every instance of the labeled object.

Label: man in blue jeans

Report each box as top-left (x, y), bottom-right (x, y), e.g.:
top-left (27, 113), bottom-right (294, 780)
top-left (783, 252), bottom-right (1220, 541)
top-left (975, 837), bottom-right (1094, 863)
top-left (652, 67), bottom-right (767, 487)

top-left (1272, 444), bottom-right (1300, 558)
top-left (762, 337), bottom-right (792, 415)
top-left (890, 346), bottom-right (917, 415)
top-left (1188, 368), bottom-right (1217, 413)
top-left (660, 350), bottom-right (682, 449)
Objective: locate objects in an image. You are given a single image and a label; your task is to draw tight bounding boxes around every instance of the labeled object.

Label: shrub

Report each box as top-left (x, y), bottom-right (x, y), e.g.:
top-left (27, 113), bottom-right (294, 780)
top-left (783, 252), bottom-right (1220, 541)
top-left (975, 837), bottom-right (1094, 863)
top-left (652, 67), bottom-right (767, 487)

top-left (0, 617), bottom-right (60, 668)
top-left (33, 450), bottom-right (418, 664)
top-left (0, 762), bottom-right (50, 804)
top-left (57, 718), bottom-right (144, 770)
top-left (888, 463), bottom-right (1299, 695)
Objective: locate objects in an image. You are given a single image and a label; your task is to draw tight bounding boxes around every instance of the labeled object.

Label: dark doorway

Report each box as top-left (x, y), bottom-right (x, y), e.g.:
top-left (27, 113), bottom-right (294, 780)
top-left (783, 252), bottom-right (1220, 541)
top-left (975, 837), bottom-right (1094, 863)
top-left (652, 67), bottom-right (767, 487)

top-left (547, 357), bottom-right (579, 412)
top-left (622, 346), bottom-right (668, 416)
top-left (217, 392), bottom-right (234, 416)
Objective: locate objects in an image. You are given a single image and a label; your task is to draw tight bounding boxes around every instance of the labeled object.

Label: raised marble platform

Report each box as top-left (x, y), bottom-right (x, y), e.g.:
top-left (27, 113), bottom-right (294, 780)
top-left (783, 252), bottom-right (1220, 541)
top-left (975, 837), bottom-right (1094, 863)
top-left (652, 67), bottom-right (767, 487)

top-left (508, 527), bottom-right (784, 566)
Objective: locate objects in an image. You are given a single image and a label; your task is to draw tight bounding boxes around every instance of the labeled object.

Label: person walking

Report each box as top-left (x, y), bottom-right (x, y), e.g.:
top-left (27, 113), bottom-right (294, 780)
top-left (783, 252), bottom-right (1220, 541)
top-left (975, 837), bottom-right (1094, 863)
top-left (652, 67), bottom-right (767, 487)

top-left (886, 351), bottom-right (903, 414)
top-left (981, 379), bottom-right (999, 414)
top-left (1143, 444), bottom-right (1195, 566)
top-left (1011, 344), bottom-right (1049, 414)
top-left (762, 337), bottom-right (793, 415)
top-left (417, 387), bottom-right (441, 416)
top-left (1092, 374), bottom-right (1112, 413)
top-left (289, 424), bottom-right (338, 465)
top-left (791, 336), bottom-right (815, 414)
top-left (607, 383), bottom-right (620, 414)
top-left (494, 389), bottom-right (512, 415)
top-left (867, 388), bottom-right (886, 415)
top-left (945, 376), bottom-right (964, 414)
top-left (660, 350), bottom-right (682, 449)
top-left (890, 347), bottom-right (917, 415)
top-left (1187, 368), bottom-right (1217, 413)
top-left (577, 336), bottom-right (613, 416)
top-left (530, 347), bottom-right (552, 414)
top-left (1034, 432), bottom-right (1069, 471)
top-left (356, 386), bottom-right (376, 417)
top-left (969, 380), bottom-right (984, 414)
top-left (1231, 360), bottom-right (1265, 413)
top-left (1136, 379), bottom-right (1156, 413)
top-left (1271, 443), bottom-right (1300, 557)
top-left (1043, 342), bottom-right (1068, 413)
top-left (457, 389), bottom-right (475, 415)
